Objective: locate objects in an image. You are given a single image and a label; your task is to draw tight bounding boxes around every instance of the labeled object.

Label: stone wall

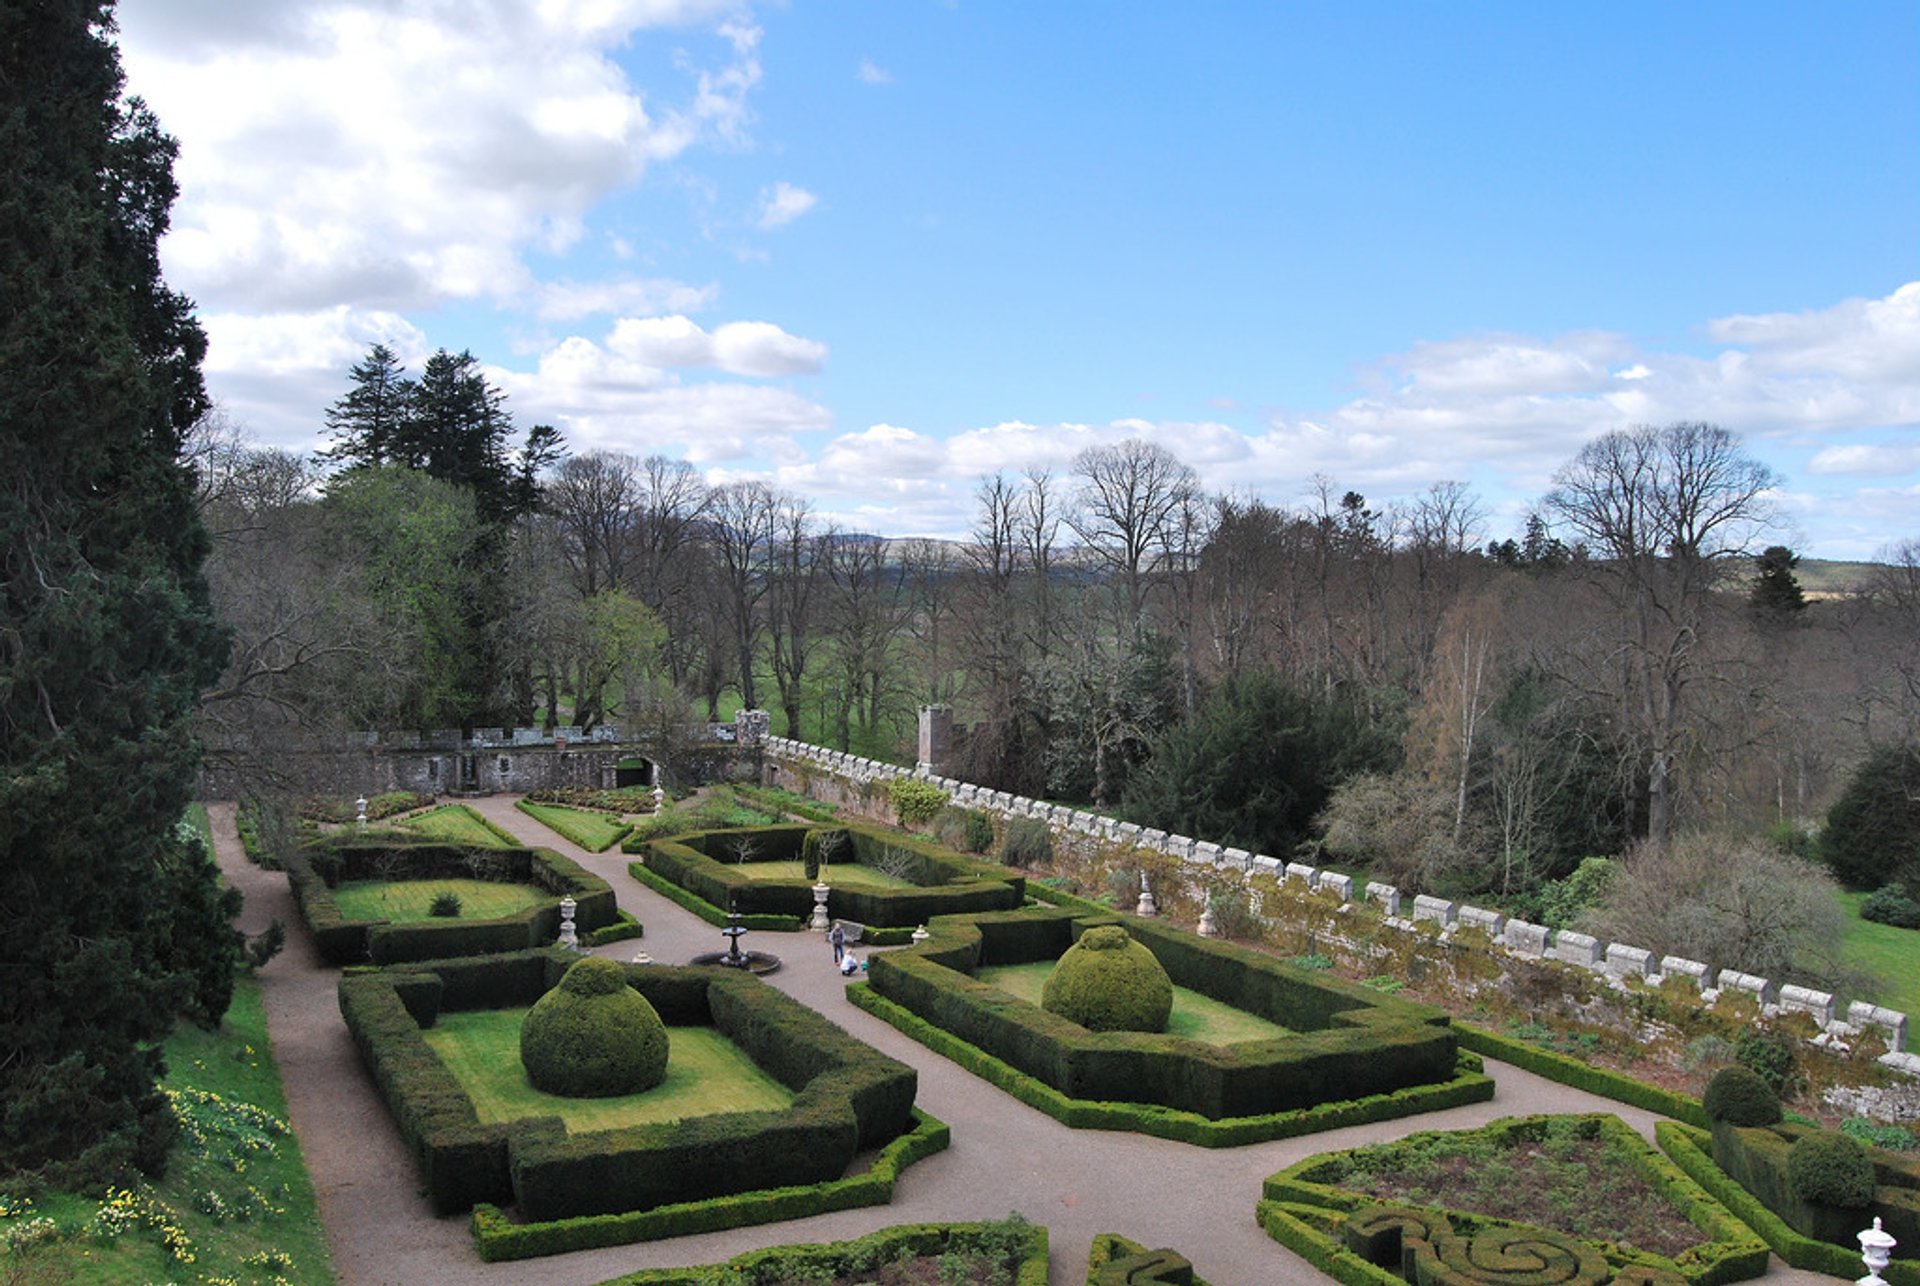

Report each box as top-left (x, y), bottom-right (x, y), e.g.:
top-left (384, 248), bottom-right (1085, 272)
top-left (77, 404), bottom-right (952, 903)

top-left (760, 735), bottom-right (1919, 1088)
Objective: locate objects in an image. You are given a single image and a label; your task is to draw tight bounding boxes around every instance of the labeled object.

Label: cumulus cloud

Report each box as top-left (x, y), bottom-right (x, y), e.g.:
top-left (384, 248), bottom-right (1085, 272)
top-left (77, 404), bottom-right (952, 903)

top-left (1808, 442), bottom-right (1920, 476)
top-left (533, 277), bottom-right (719, 322)
top-left (756, 181), bottom-right (819, 229)
top-left (118, 0), bottom-right (762, 311)
top-left (604, 316), bottom-right (827, 375)
top-left (856, 57), bottom-right (893, 85)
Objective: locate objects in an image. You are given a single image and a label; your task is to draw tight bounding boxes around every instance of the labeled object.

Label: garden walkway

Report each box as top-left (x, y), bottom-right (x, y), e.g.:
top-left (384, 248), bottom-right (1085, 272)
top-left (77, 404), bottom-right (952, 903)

top-left (206, 799), bottom-right (1841, 1286)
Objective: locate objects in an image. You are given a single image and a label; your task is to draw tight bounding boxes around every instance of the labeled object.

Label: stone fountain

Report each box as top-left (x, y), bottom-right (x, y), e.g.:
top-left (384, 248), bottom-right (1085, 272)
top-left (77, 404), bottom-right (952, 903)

top-left (689, 897), bottom-right (782, 975)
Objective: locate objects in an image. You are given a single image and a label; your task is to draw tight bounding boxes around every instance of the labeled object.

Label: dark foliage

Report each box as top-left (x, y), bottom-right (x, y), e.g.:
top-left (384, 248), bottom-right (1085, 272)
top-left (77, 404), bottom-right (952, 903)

top-left (1702, 1065), bottom-right (1782, 1127)
top-left (1120, 671), bottom-right (1399, 857)
top-left (1822, 744), bottom-right (1920, 891)
top-left (1861, 884), bottom-right (1920, 929)
top-left (0, 1), bottom-right (237, 1186)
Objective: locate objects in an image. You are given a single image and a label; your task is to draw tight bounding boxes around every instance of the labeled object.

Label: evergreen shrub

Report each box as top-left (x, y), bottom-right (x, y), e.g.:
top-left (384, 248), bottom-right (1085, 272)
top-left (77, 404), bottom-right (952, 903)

top-left (520, 957), bottom-right (669, 1098)
top-left (1786, 1130), bottom-right (1876, 1209)
top-left (1734, 1031), bottom-right (1801, 1099)
top-left (1862, 885), bottom-right (1920, 929)
top-left (1703, 1066), bottom-right (1782, 1127)
top-left (1041, 926), bottom-right (1174, 1033)
top-left (1000, 817), bottom-right (1054, 867)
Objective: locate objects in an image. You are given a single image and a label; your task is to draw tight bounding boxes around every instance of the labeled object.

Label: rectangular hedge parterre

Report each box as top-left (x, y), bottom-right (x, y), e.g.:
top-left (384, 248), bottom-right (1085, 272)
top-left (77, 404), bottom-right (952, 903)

top-left (289, 840), bottom-right (618, 965)
top-left (579, 1218), bottom-right (1047, 1285)
top-left (863, 907), bottom-right (1479, 1125)
top-left (337, 948), bottom-right (919, 1223)
top-left (1262, 1113), bottom-right (1771, 1286)
top-left (628, 822), bottom-right (1024, 928)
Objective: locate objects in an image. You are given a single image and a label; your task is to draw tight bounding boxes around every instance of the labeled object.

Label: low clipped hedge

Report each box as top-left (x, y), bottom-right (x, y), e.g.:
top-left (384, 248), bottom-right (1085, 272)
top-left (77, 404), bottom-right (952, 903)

top-left (1659, 1122), bottom-right (1920, 1286)
top-left (863, 907), bottom-right (1469, 1124)
top-left (628, 860), bottom-right (804, 931)
top-left (1087, 1232), bottom-right (1212, 1284)
top-left (1703, 1114), bottom-right (1920, 1252)
top-left (573, 1215), bottom-right (1044, 1284)
top-left (475, 1111), bottom-right (952, 1262)
top-left (1452, 1022), bottom-right (1711, 1130)
top-left (1264, 1113), bottom-right (1769, 1285)
top-left (629, 821), bottom-right (1024, 928)
top-left (339, 948), bottom-right (918, 1223)
top-left (289, 841), bottom-right (618, 965)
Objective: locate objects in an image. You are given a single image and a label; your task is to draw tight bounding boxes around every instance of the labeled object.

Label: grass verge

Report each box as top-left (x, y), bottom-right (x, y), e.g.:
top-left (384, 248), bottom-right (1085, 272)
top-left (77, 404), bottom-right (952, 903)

top-left (1837, 889), bottom-right (1919, 1050)
top-left (517, 800), bottom-right (634, 853)
top-left (974, 962), bottom-right (1295, 1045)
top-left (0, 975), bottom-right (336, 1286)
top-left (332, 878), bottom-right (547, 923)
top-left (400, 803), bottom-right (520, 847)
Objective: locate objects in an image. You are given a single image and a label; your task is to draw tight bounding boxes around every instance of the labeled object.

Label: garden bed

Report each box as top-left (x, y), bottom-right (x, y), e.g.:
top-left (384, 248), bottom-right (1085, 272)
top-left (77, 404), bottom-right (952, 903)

top-left (857, 906), bottom-right (1492, 1143)
top-left (517, 799), bottom-right (635, 852)
top-left (629, 822), bottom-right (1023, 929)
top-left (339, 949), bottom-right (920, 1226)
top-left (288, 840), bottom-right (617, 965)
top-left (1261, 1113), bottom-right (1770, 1285)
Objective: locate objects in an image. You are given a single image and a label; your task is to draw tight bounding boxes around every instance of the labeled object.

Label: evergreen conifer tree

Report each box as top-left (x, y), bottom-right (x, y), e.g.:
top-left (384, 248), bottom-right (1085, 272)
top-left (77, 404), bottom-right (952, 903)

top-left (0, 1), bottom-right (238, 1185)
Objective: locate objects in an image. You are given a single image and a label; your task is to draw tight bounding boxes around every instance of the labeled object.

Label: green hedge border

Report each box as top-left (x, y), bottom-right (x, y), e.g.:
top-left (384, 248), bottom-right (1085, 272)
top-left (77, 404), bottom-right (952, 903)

top-left (1262, 1112), bottom-right (1769, 1285)
top-left (1087, 1232), bottom-right (1213, 1284)
top-left (1658, 1121), bottom-right (1920, 1286)
top-left (290, 842), bottom-right (619, 965)
top-left (339, 949), bottom-right (919, 1222)
top-left (584, 911), bottom-right (644, 947)
top-left (1452, 1023), bottom-right (1711, 1129)
top-left (582, 1215), bottom-right (1041, 1285)
top-left (473, 1109), bottom-right (953, 1262)
top-left (628, 860), bottom-right (805, 931)
top-left (848, 982), bottom-right (1492, 1147)
top-left (863, 907), bottom-right (1474, 1125)
top-left (517, 799), bottom-right (635, 852)
top-left (628, 822), bottom-right (1024, 928)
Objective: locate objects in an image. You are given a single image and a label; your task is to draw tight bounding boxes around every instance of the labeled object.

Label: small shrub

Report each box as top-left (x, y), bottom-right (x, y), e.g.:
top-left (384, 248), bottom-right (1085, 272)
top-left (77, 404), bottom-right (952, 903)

top-left (429, 892), bottom-right (463, 918)
top-left (1681, 1033), bottom-right (1735, 1073)
top-left (1040, 925), bottom-right (1173, 1033)
top-left (1787, 1130), bottom-right (1876, 1208)
top-left (1703, 1064), bottom-right (1782, 1126)
top-left (885, 779), bottom-right (949, 828)
top-left (1206, 883), bottom-right (1264, 940)
top-left (244, 919), bottom-right (286, 968)
top-left (1736, 1029), bottom-right (1802, 1098)
top-left (962, 808), bottom-right (995, 854)
top-left (1841, 1116), bottom-right (1918, 1151)
top-left (1861, 884), bottom-right (1920, 929)
top-left (999, 817), bottom-right (1053, 867)
top-left (519, 957), bottom-right (668, 1098)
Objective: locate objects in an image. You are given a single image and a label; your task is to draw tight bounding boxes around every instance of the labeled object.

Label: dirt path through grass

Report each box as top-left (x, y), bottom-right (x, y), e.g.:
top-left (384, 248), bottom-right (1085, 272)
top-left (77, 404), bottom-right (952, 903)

top-left (215, 795), bottom-right (1841, 1286)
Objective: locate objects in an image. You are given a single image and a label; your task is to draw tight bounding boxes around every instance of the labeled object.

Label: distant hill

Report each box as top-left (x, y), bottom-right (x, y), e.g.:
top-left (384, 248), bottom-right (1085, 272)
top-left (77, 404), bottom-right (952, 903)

top-left (1786, 557), bottom-right (1882, 596)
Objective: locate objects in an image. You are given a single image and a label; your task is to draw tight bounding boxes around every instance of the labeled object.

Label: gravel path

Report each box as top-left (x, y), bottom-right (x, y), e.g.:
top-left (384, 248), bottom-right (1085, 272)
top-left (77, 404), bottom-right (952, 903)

top-left (207, 799), bottom-right (1842, 1286)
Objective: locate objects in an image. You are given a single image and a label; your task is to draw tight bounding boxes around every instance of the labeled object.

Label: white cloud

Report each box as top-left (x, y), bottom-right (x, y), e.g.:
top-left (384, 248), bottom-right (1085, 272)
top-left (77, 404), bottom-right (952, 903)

top-left (856, 57), bottom-right (893, 85)
top-left (533, 277), bottom-right (720, 322)
top-left (605, 316), bottom-right (827, 375)
top-left (1708, 281), bottom-right (1920, 383)
top-left (119, 0), bottom-right (762, 311)
top-left (1808, 443), bottom-right (1920, 476)
top-left (756, 181), bottom-right (819, 230)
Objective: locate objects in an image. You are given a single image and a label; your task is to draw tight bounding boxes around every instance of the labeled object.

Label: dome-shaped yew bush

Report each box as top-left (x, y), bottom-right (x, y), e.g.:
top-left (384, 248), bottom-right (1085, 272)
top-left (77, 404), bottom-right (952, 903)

top-left (520, 956), bottom-right (669, 1098)
top-left (1703, 1064), bottom-right (1782, 1127)
top-left (1040, 925), bottom-right (1173, 1033)
top-left (1788, 1130), bottom-right (1876, 1209)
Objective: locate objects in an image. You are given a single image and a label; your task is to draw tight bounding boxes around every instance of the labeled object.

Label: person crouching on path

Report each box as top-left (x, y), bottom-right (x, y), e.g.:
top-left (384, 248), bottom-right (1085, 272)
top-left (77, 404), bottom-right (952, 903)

top-left (829, 922), bottom-right (845, 963)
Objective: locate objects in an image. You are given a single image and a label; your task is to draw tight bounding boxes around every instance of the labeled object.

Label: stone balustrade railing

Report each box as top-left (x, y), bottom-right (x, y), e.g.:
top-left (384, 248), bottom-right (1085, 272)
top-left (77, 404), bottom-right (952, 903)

top-left (761, 736), bottom-right (1917, 1076)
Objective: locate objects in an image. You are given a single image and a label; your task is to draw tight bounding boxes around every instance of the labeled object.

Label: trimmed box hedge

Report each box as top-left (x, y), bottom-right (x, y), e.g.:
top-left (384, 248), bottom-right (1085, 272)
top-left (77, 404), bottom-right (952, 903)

top-left (339, 948), bottom-right (918, 1222)
top-left (290, 840), bottom-right (618, 966)
top-left (574, 1216), bottom-right (1045, 1284)
top-left (628, 822), bottom-right (1024, 928)
top-left (1658, 1122), bottom-right (1920, 1286)
top-left (1703, 1115), bottom-right (1920, 1256)
top-left (864, 907), bottom-right (1468, 1122)
top-left (1453, 1023), bottom-right (1711, 1130)
top-left (475, 1110), bottom-right (953, 1261)
top-left (1263, 1113), bottom-right (1769, 1285)
top-left (1087, 1232), bottom-right (1212, 1285)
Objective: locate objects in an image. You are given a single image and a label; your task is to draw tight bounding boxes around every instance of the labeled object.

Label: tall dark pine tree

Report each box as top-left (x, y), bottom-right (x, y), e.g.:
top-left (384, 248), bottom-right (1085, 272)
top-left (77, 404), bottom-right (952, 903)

top-left (1751, 544), bottom-right (1808, 620)
top-left (1, 2), bottom-right (238, 1184)
top-left (316, 342), bottom-right (410, 468)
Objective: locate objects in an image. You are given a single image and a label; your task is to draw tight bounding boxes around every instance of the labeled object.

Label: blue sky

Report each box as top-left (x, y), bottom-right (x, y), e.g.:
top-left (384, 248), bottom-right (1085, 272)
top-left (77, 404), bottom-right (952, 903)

top-left (119, 1), bottom-right (1919, 556)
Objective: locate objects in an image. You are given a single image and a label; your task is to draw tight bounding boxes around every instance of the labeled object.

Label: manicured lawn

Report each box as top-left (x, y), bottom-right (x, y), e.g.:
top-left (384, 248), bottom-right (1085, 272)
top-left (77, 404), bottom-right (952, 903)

top-left (0, 976), bottom-right (336, 1285)
top-left (401, 803), bottom-right (517, 847)
top-left (519, 800), bottom-right (632, 852)
top-left (1838, 889), bottom-right (1920, 1050)
top-left (732, 860), bottom-right (918, 890)
top-left (423, 1008), bottom-right (794, 1130)
top-left (975, 962), bottom-right (1295, 1045)
top-left (332, 878), bottom-right (548, 923)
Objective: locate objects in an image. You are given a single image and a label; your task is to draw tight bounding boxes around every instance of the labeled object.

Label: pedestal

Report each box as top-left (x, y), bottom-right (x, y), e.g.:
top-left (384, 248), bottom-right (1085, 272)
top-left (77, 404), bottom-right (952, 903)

top-left (810, 881), bottom-right (831, 932)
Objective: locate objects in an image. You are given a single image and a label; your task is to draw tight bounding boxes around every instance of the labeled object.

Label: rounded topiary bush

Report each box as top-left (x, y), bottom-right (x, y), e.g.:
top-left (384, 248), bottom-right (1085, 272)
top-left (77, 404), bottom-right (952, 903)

top-left (1787, 1130), bottom-right (1876, 1209)
top-left (1703, 1064), bottom-right (1783, 1127)
top-left (519, 956), bottom-right (669, 1098)
top-left (1861, 884), bottom-right (1920, 930)
top-left (1040, 925), bottom-right (1173, 1033)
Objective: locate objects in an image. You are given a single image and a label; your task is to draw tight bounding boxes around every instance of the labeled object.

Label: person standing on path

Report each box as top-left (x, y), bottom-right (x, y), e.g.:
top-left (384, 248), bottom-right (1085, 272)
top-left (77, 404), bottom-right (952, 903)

top-left (829, 922), bottom-right (845, 963)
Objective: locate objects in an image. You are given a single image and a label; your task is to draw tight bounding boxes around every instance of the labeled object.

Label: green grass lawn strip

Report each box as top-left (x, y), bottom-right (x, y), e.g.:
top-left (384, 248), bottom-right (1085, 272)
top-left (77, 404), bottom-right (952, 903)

top-left (731, 860), bottom-right (918, 890)
top-left (975, 961), bottom-right (1295, 1045)
top-left (1837, 889), bottom-right (1918, 1050)
top-left (401, 803), bottom-right (519, 847)
top-left (518, 800), bottom-right (633, 853)
top-left (332, 878), bottom-right (548, 923)
top-left (423, 1009), bottom-right (792, 1130)
top-left (0, 975), bottom-right (337, 1285)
